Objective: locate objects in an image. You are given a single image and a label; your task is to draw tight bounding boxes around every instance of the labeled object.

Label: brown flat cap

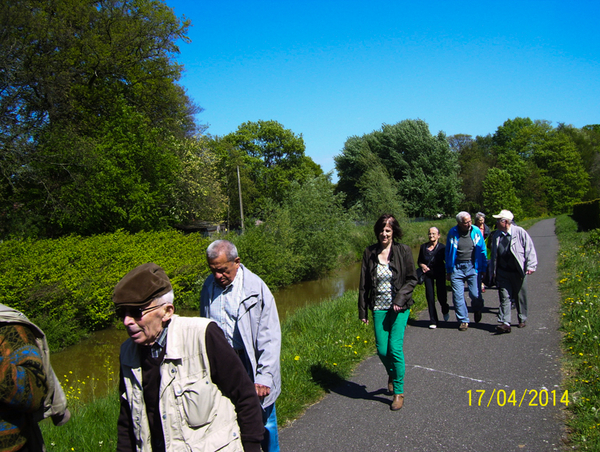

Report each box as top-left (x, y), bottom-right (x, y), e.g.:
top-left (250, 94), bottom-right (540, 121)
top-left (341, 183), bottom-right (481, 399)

top-left (113, 263), bottom-right (172, 306)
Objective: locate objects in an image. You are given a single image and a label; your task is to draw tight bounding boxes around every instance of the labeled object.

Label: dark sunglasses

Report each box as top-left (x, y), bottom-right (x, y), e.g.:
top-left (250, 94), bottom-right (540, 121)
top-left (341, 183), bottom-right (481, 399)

top-left (115, 304), bottom-right (164, 320)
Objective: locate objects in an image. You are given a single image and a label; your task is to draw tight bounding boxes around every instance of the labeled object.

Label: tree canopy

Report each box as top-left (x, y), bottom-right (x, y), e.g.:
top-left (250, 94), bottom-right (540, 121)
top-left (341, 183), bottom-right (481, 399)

top-left (0, 0), bottom-right (199, 237)
top-left (335, 119), bottom-right (461, 218)
top-left (215, 120), bottom-right (323, 228)
top-left (452, 118), bottom-right (596, 218)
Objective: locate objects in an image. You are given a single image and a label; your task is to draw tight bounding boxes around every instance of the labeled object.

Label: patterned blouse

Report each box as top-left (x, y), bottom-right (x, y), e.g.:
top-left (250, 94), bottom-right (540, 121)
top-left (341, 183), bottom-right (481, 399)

top-left (373, 262), bottom-right (393, 310)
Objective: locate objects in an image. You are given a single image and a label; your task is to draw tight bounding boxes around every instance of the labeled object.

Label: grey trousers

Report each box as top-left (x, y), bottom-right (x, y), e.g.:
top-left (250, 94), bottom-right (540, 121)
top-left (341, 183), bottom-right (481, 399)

top-left (496, 268), bottom-right (528, 324)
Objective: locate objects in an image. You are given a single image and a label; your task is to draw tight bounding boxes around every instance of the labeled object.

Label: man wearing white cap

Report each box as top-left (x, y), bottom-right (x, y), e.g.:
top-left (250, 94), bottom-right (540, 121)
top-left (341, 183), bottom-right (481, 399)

top-left (489, 210), bottom-right (538, 333)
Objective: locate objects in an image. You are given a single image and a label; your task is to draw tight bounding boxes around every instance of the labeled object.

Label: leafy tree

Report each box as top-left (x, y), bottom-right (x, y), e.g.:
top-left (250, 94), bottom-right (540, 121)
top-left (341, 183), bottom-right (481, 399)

top-left (482, 168), bottom-right (522, 220)
top-left (0, 0), bottom-right (199, 237)
top-left (558, 124), bottom-right (600, 200)
top-left (532, 132), bottom-right (589, 214)
top-left (355, 166), bottom-right (404, 222)
top-left (336, 119), bottom-right (461, 218)
top-left (24, 104), bottom-right (182, 235)
top-left (451, 134), bottom-right (495, 213)
top-left (171, 135), bottom-right (227, 225)
top-left (218, 120), bottom-right (322, 227)
top-left (236, 174), bottom-right (352, 285)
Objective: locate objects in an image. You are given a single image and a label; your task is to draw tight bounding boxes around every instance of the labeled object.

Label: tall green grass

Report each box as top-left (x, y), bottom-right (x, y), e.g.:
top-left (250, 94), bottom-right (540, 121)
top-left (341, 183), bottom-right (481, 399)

top-left (556, 215), bottom-right (600, 449)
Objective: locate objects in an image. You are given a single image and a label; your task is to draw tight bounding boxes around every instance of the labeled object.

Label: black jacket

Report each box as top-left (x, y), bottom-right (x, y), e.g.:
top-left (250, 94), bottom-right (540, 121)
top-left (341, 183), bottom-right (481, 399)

top-left (358, 242), bottom-right (417, 320)
top-left (417, 242), bottom-right (446, 278)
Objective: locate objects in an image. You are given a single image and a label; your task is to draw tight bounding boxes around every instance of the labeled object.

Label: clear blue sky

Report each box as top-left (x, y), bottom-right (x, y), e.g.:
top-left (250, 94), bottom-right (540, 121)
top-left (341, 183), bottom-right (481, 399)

top-left (166, 0), bottom-right (600, 176)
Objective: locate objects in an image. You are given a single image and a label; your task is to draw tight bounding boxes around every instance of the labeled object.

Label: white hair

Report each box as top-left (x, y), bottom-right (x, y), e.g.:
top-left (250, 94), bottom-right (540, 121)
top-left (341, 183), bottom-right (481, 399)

top-left (154, 290), bottom-right (174, 306)
top-left (456, 211), bottom-right (471, 222)
top-left (206, 240), bottom-right (238, 261)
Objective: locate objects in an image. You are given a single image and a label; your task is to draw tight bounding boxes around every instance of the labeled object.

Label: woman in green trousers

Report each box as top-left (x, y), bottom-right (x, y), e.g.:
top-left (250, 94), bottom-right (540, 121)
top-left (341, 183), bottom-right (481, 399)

top-left (358, 214), bottom-right (417, 411)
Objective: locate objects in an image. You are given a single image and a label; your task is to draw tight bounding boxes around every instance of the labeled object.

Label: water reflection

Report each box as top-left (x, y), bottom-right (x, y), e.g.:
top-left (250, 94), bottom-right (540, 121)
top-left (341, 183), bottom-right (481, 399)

top-left (274, 262), bottom-right (361, 321)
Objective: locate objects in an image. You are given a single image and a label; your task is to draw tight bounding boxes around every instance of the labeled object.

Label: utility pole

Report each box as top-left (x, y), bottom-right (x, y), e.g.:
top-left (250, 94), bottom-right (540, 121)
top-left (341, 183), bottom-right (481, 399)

top-left (237, 165), bottom-right (244, 231)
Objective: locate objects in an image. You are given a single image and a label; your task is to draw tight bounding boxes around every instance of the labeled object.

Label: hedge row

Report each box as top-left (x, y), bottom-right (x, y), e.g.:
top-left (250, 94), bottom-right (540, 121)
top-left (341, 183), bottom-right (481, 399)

top-left (572, 198), bottom-right (600, 230)
top-left (0, 230), bottom-right (212, 349)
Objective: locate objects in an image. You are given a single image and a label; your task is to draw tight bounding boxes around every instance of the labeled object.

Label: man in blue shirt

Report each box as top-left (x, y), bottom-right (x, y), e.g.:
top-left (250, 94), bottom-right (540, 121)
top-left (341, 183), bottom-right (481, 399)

top-left (445, 212), bottom-right (488, 331)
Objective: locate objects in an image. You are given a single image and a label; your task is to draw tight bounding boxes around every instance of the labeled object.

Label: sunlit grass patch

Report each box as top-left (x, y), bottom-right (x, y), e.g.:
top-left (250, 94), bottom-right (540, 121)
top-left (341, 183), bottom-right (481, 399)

top-left (556, 215), bottom-right (600, 449)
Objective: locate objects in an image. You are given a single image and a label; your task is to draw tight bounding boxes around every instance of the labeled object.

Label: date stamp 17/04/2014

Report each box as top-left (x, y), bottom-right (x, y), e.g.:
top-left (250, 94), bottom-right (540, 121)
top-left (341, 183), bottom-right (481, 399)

top-left (467, 389), bottom-right (569, 407)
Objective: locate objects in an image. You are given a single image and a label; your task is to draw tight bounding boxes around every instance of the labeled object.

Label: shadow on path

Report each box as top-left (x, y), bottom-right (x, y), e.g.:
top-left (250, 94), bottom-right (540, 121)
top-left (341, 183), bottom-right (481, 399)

top-left (310, 364), bottom-right (391, 406)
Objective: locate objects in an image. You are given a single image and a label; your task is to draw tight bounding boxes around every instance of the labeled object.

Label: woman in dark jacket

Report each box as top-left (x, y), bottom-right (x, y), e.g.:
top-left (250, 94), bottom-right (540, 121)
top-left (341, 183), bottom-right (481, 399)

top-left (358, 214), bottom-right (417, 411)
top-left (417, 227), bottom-right (449, 328)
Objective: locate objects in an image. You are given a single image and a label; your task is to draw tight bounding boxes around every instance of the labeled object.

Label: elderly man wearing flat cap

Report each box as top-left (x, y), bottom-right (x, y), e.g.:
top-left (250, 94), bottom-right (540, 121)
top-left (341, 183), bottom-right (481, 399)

top-left (113, 262), bottom-right (264, 452)
top-left (488, 210), bottom-right (538, 333)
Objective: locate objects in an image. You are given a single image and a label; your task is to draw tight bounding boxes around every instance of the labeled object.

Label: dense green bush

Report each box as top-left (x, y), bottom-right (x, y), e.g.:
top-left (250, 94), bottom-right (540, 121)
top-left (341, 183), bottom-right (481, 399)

top-left (572, 198), bottom-right (600, 231)
top-left (236, 175), bottom-right (356, 285)
top-left (0, 230), bottom-right (211, 349)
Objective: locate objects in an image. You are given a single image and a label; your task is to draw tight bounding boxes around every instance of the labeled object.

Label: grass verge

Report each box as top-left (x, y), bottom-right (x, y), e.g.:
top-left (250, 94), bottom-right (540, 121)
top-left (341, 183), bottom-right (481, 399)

top-left (555, 214), bottom-right (600, 449)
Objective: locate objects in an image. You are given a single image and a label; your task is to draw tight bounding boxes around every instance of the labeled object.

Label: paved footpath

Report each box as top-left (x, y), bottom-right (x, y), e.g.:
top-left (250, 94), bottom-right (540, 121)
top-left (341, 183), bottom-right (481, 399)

top-left (279, 218), bottom-right (566, 451)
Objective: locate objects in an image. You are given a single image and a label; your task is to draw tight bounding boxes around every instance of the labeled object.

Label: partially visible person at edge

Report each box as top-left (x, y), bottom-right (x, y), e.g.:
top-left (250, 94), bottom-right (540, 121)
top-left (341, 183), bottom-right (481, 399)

top-left (358, 214), bottom-right (417, 411)
top-left (0, 304), bottom-right (70, 452)
top-left (488, 210), bottom-right (538, 334)
top-left (114, 263), bottom-right (264, 452)
top-left (474, 212), bottom-right (491, 240)
top-left (474, 212), bottom-right (491, 294)
top-left (417, 227), bottom-right (449, 329)
top-left (445, 212), bottom-right (488, 331)
top-left (200, 240), bottom-right (281, 452)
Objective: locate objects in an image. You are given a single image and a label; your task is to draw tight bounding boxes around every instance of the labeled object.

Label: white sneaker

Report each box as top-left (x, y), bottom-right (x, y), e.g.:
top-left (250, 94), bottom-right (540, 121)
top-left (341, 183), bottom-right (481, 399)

top-left (443, 313), bottom-right (450, 322)
top-left (429, 324), bottom-right (437, 329)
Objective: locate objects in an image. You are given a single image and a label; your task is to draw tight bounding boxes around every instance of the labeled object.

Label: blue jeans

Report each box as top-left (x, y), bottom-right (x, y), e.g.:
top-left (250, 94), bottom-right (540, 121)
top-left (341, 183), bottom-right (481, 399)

top-left (450, 261), bottom-right (483, 323)
top-left (261, 403), bottom-right (279, 452)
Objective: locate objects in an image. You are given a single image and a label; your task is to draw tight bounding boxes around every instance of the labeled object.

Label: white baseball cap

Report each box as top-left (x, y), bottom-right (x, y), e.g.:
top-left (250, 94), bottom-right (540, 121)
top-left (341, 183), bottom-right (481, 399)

top-left (492, 210), bottom-right (514, 221)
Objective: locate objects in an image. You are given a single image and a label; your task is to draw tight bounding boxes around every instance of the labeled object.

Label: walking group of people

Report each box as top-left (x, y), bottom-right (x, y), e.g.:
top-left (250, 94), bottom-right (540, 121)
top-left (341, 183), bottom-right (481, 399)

top-left (2, 209), bottom-right (539, 450)
top-left (358, 209), bottom-right (538, 411)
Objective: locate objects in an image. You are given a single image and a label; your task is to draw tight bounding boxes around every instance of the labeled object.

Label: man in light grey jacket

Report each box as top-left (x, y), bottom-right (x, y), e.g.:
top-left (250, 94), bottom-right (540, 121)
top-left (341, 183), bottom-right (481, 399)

top-left (489, 210), bottom-right (538, 333)
top-left (200, 240), bottom-right (281, 452)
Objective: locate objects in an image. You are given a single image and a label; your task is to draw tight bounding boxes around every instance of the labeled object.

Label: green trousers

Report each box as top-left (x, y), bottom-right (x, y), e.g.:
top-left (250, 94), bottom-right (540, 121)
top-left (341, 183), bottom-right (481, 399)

top-left (373, 308), bottom-right (410, 394)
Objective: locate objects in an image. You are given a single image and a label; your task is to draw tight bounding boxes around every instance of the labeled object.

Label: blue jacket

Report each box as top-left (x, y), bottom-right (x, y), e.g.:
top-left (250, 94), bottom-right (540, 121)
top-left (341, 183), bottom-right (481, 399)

top-left (445, 226), bottom-right (488, 274)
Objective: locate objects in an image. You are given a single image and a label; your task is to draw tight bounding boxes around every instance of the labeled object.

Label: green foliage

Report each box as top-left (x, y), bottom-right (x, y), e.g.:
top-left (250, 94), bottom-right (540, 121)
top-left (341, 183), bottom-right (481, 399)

top-left (40, 388), bottom-right (119, 451)
top-left (456, 117), bottom-right (593, 216)
top-left (171, 135), bottom-right (227, 224)
top-left (558, 124), bottom-right (600, 200)
top-left (335, 119), bottom-right (462, 218)
top-left (556, 214), bottom-right (600, 450)
top-left (235, 175), bottom-right (353, 285)
top-left (217, 121), bottom-right (323, 227)
top-left (31, 104), bottom-right (182, 235)
top-left (355, 163), bottom-right (405, 222)
top-left (0, 0), bottom-right (199, 238)
top-left (572, 199), bottom-right (600, 231)
top-left (585, 229), bottom-right (600, 248)
top-left (482, 167), bottom-right (522, 220)
top-left (0, 230), bottom-right (211, 350)
top-left (451, 134), bottom-right (495, 213)
top-left (235, 206), bottom-right (300, 288)
top-left (532, 132), bottom-right (590, 214)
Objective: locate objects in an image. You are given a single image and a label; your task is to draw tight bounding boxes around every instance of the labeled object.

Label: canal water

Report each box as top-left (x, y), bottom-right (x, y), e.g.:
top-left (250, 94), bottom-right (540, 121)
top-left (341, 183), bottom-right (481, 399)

top-left (50, 262), bottom-right (362, 402)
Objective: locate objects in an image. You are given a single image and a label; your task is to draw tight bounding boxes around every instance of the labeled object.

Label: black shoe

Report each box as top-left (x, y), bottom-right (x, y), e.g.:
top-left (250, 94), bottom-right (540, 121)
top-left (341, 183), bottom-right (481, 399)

top-left (496, 324), bottom-right (511, 334)
top-left (474, 311), bottom-right (482, 323)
